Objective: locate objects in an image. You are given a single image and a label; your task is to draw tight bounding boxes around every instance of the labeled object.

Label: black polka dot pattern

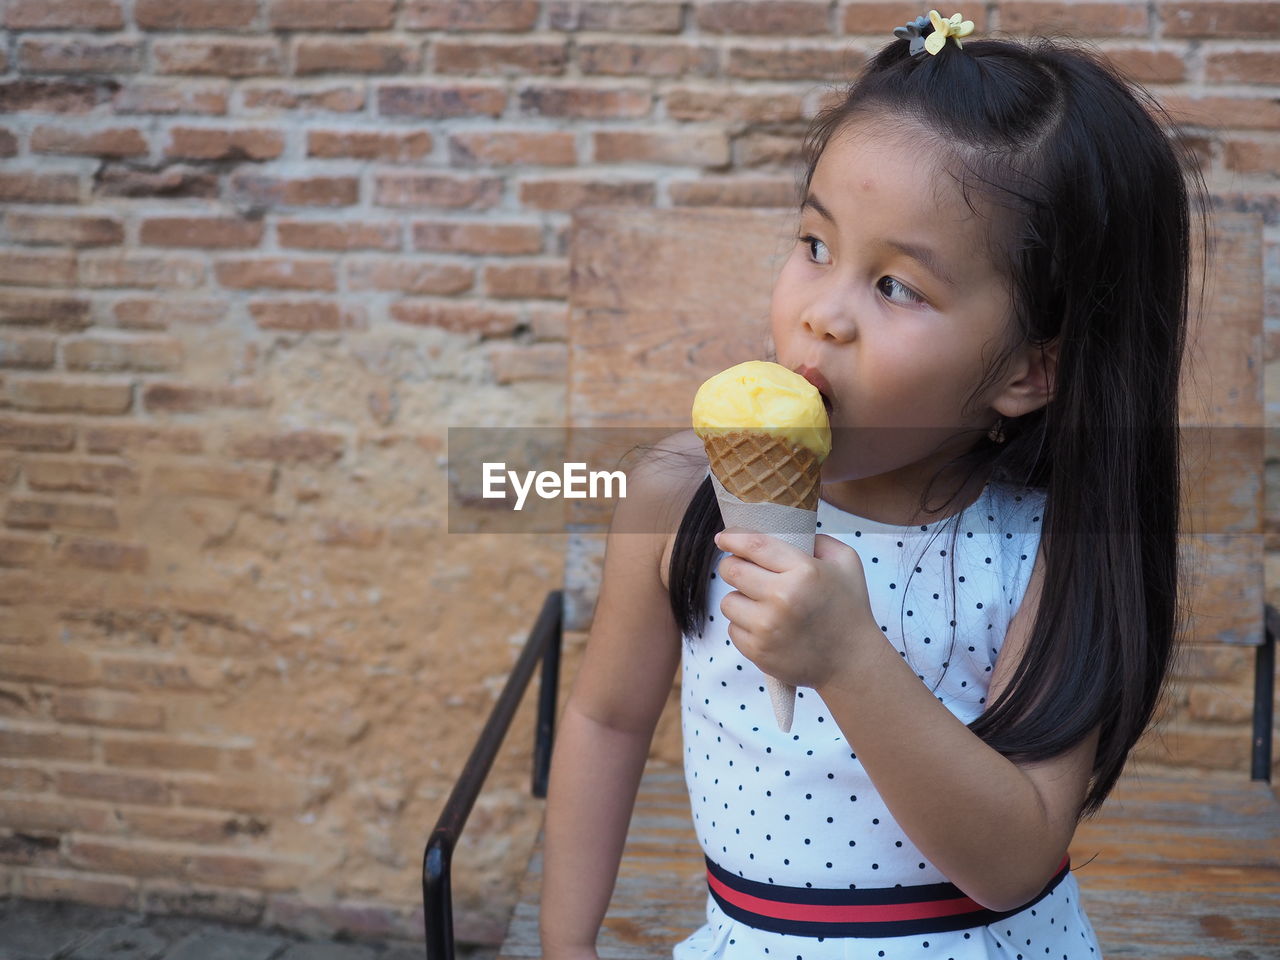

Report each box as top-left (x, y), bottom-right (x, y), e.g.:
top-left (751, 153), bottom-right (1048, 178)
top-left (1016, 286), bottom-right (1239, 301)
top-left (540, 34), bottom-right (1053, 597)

top-left (676, 484), bottom-right (1098, 957)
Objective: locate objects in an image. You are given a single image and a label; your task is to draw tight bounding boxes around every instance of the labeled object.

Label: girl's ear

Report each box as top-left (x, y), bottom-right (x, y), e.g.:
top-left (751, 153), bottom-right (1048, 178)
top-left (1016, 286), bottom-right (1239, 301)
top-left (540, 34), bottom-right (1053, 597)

top-left (992, 339), bottom-right (1059, 418)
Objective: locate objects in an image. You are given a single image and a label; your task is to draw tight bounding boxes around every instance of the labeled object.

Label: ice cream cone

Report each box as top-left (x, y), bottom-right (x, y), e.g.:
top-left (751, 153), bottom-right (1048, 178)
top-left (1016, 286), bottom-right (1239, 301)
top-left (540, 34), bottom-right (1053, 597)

top-left (691, 362), bottom-right (831, 734)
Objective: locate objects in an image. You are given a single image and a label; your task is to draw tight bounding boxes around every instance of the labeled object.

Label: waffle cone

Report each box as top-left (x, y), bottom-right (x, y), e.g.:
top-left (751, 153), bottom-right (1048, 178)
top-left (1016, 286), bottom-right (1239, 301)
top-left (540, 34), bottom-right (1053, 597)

top-left (702, 432), bottom-right (822, 511)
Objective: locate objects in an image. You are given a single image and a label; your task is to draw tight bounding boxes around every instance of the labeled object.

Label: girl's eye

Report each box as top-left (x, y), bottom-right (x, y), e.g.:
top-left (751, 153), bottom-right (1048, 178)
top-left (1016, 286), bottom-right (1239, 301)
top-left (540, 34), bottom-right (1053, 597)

top-left (877, 276), bottom-right (925, 306)
top-left (800, 235), bottom-right (831, 265)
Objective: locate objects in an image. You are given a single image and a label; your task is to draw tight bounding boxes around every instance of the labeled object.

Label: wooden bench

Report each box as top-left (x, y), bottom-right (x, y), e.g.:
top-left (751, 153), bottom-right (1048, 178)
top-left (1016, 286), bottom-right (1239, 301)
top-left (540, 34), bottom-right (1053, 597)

top-left (430, 208), bottom-right (1279, 959)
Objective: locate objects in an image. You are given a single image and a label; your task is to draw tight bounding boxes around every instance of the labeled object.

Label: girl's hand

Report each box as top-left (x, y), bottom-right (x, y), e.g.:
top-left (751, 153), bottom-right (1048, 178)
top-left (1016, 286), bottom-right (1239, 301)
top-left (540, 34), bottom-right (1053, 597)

top-left (714, 530), bottom-right (882, 689)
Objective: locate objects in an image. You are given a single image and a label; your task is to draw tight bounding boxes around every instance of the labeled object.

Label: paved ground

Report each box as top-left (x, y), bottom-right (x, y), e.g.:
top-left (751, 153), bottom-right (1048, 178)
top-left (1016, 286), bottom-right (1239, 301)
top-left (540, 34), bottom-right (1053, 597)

top-left (0, 898), bottom-right (499, 960)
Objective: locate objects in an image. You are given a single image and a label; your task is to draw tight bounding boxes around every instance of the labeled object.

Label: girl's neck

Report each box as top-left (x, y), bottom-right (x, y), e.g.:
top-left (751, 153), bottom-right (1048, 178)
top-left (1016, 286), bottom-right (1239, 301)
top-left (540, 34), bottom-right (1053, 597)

top-left (820, 461), bottom-right (989, 528)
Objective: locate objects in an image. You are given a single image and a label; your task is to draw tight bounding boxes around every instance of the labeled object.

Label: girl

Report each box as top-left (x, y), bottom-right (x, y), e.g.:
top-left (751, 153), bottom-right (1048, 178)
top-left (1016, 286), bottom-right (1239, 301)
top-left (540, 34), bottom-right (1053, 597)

top-left (542, 16), bottom-right (1198, 960)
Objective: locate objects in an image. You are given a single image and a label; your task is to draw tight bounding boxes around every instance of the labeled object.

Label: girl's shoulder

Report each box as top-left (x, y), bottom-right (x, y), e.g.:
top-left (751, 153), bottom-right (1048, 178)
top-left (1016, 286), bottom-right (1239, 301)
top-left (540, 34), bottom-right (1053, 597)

top-left (609, 430), bottom-right (708, 588)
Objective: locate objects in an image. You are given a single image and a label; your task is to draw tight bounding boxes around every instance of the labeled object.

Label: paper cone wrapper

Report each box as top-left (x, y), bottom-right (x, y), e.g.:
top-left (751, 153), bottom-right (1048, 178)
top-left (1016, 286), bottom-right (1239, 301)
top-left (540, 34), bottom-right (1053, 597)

top-left (709, 473), bottom-right (818, 733)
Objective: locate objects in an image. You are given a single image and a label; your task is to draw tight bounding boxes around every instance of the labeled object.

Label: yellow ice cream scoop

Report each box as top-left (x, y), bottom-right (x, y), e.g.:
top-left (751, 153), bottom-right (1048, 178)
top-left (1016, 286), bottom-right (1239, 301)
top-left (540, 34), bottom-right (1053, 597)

top-left (692, 360), bottom-right (831, 461)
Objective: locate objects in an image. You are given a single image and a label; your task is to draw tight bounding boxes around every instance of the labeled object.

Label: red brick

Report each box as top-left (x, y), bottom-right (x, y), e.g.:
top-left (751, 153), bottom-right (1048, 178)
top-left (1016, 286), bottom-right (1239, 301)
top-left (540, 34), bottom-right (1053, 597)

top-left (4, 378), bottom-right (133, 415)
top-left (1224, 139), bottom-right (1280, 176)
top-left (1186, 684), bottom-right (1253, 723)
top-left (1104, 46), bottom-right (1187, 84)
top-left (403, 0), bottom-right (539, 31)
top-left (134, 0), bottom-right (258, 29)
top-left (376, 83), bottom-right (506, 118)
top-left (270, 0), bottom-right (396, 28)
top-left (0, 334), bottom-right (57, 369)
top-left (0, 727), bottom-right (93, 759)
top-left (1162, 95), bottom-right (1280, 131)
top-left (5, 213), bottom-right (124, 248)
top-left (547, 1), bottom-right (684, 32)
top-left (30, 126), bottom-right (147, 158)
top-left (389, 300), bottom-right (521, 336)
top-left (697, 1), bottom-right (830, 34)
top-left (0, 172), bottom-right (80, 205)
top-left (0, 418), bottom-right (77, 452)
top-left (726, 43), bottom-right (862, 80)
top-left (997, 1), bottom-right (1147, 36)
top-left (346, 259), bottom-right (474, 295)
top-left (295, 39), bottom-right (421, 75)
top-left (0, 534), bottom-right (51, 567)
top-left (16, 870), bottom-right (138, 911)
top-left (375, 173), bottom-right (503, 209)
top-left (0, 294), bottom-right (90, 330)
top-left (18, 37), bottom-right (144, 74)
top-left (84, 424), bottom-right (203, 454)
top-left (517, 84), bottom-right (652, 119)
top-left (149, 463), bottom-right (274, 499)
top-left (243, 83), bottom-right (365, 112)
top-left (175, 775), bottom-right (304, 814)
top-left (154, 38), bottom-right (284, 77)
top-left (665, 87), bottom-right (804, 124)
top-left (5, 0), bottom-right (124, 29)
top-left (1204, 49), bottom-right (1280, 85)
top-left (124, 809), bottom-right (253, 845)
top-left (593, 129), bottom-right (730, 167)
top-left (518, 177), bottom-right (656, 211)
top-left (839, 2), bottom-right (990, 34)
top-left (140, 216), bottom-right (265, 249)
top-left (1161, 1), bottom-right (1280, 37)
top-left (449, 130), bottom-right (576, 167)
top-left (102, 736), bottom-right (222, 771)
top-left (59, 537), bottom-right (148, 573)
top-left (64, 335), bottom-right (184, 372)
top-left (0, 796), bottom-right (116, 834)
top-left (435, 39), bottom-right (568, 76)
top-left (0, 252), bottom-right (78, 288)
top-left (165, 126), bottom-right (284, 161)
top-left (142, 383), bottom-right (268, 414)
top-left (52, 691), bottom-right (165, 727)
top-left (214, 258), bottom-right (337, 291)
top-left (737, 130), bottom-right (804, 168)
top-left (248, 300), bottom-right (367, 331)
top-left (527, 304), bottom-right (568, 341)
top-left (112, 300), bottom-right (225, 330)
top-left (92, 164), bottom-right (219, 201)
top-left (229, 174), bottom-right (360, 208)
top-left (487, 342), bottom-right (568, 383)
top-left (78, 254), bottom-right (206, 290)
top-left (59, 773), bottom-right (167, 814)
top-left (25, 458), bottom-right (140, 494)
top-left (0, 455), bottom-right (18, 485)
top-left (484, 259), bottom-right (569, 300)
top-left (0, 130), bottom-right (16, 157)
top-left (5, 497), bottom-right (118, 530)
top-left (277, 219), bottom-right (402, 251)
top-left (113, 81), bottom-right (229, 116)
top-left (306, 130), bottom-right (433, 164)
top-left (413, 220), bottom-right (543, 255)
top-left (141, 882), bottom-right (265, 924)
top-left (66, 838), bottom-right (186, 874)
top-left (266, 896), bottom-right (421, 942)
top-left (577, 41), bottom-right (719, 77)
top-left (98, 655), bottom-right (220, 692)
top-left (0, 79), bottom-right (120, 114)
top-left (227, 430), bottom-right (345, 463)
top-left (670, 176), bottom-right (797, 207)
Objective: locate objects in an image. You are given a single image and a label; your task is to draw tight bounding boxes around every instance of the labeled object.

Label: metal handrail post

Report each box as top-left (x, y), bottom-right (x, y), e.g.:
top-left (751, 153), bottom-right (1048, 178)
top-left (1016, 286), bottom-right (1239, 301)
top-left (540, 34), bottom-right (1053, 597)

top-left (423, 590), bottom-right (564, 959)
top-left (1253, 603), bottom-right (1277, 782)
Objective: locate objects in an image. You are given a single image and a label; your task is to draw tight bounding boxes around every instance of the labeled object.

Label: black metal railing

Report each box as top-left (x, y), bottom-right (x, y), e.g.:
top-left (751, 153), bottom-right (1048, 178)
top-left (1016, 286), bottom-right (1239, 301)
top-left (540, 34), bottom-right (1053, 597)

top-left (423, 590), bottom-right (563, 960)
top-left (1253, 603), bottom-right (1277, 782)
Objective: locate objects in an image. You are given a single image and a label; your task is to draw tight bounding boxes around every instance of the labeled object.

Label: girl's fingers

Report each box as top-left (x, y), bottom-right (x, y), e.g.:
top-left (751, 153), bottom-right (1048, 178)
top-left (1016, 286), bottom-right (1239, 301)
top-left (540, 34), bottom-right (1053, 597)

top-left (714, 528), bottom-right (807, 573)
top-left (715, 553), bottom-right (772, 599)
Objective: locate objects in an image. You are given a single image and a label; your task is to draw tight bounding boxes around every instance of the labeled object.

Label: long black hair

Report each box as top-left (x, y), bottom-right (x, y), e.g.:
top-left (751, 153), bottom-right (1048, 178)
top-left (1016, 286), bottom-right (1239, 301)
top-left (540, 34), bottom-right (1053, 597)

top-left (668, 35), bottom-right (1204, 818)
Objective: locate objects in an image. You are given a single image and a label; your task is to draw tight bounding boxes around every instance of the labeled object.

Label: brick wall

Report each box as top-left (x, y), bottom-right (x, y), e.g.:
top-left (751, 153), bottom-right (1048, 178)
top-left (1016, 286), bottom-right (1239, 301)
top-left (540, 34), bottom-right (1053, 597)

top-left (0, 0), bottom-right (1276, 948)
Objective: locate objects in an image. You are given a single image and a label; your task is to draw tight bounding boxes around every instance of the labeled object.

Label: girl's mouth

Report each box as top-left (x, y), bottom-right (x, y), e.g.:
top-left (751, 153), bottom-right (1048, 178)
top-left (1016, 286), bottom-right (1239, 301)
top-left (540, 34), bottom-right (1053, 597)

top-left (795, 365), bottom-right (834, 415)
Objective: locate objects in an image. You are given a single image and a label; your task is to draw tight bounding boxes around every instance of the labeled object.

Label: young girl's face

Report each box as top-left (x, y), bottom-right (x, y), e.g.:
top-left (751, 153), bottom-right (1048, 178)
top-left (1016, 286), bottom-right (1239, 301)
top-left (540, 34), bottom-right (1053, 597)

top-left (770, 119), bottom-right (1019, 486)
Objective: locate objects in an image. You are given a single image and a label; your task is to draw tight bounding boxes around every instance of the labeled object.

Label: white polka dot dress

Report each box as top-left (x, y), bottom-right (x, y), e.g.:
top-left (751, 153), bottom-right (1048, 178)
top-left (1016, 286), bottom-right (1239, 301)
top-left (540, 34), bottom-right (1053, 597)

top-left (675, 482), bottom-right (1101, 959)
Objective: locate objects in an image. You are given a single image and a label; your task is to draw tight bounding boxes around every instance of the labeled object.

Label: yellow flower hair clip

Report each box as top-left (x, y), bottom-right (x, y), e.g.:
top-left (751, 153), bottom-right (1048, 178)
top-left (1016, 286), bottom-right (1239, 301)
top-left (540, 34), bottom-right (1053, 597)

top-left (924, 10), bottom-right (974, 54)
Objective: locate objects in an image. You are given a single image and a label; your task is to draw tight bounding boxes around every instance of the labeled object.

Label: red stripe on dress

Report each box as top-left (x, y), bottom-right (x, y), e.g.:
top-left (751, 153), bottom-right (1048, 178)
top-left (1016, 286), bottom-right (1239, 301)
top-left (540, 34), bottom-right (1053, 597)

top-left (706, 856), bottom-right (1070, 926)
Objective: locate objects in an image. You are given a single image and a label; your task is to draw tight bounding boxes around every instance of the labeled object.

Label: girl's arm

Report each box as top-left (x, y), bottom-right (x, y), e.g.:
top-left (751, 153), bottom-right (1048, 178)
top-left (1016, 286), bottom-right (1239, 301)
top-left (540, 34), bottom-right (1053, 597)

top-left (716, 532), bottom-right (1098, 913)
top-left (539, 442), bottom-right (697, 959)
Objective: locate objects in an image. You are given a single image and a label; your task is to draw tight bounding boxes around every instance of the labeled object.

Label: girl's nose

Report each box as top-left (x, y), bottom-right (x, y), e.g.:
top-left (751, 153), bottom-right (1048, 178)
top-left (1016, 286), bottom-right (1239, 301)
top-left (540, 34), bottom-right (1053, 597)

top-left (801, 291), bottom-right (857, 342)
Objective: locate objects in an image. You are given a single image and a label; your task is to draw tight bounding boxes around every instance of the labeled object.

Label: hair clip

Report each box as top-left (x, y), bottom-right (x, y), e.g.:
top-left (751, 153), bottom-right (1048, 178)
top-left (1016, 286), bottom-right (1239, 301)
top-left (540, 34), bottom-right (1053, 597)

top-left (892, 15), bottom-right (932, 56)
top-left (924, 10), bottom-right (974, 54)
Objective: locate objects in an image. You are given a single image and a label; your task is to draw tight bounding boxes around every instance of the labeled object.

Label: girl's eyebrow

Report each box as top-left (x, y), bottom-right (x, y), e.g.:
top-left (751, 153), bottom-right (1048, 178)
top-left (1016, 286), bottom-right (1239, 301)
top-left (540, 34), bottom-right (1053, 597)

top-left (804, 191), bottom-right (958, 288)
